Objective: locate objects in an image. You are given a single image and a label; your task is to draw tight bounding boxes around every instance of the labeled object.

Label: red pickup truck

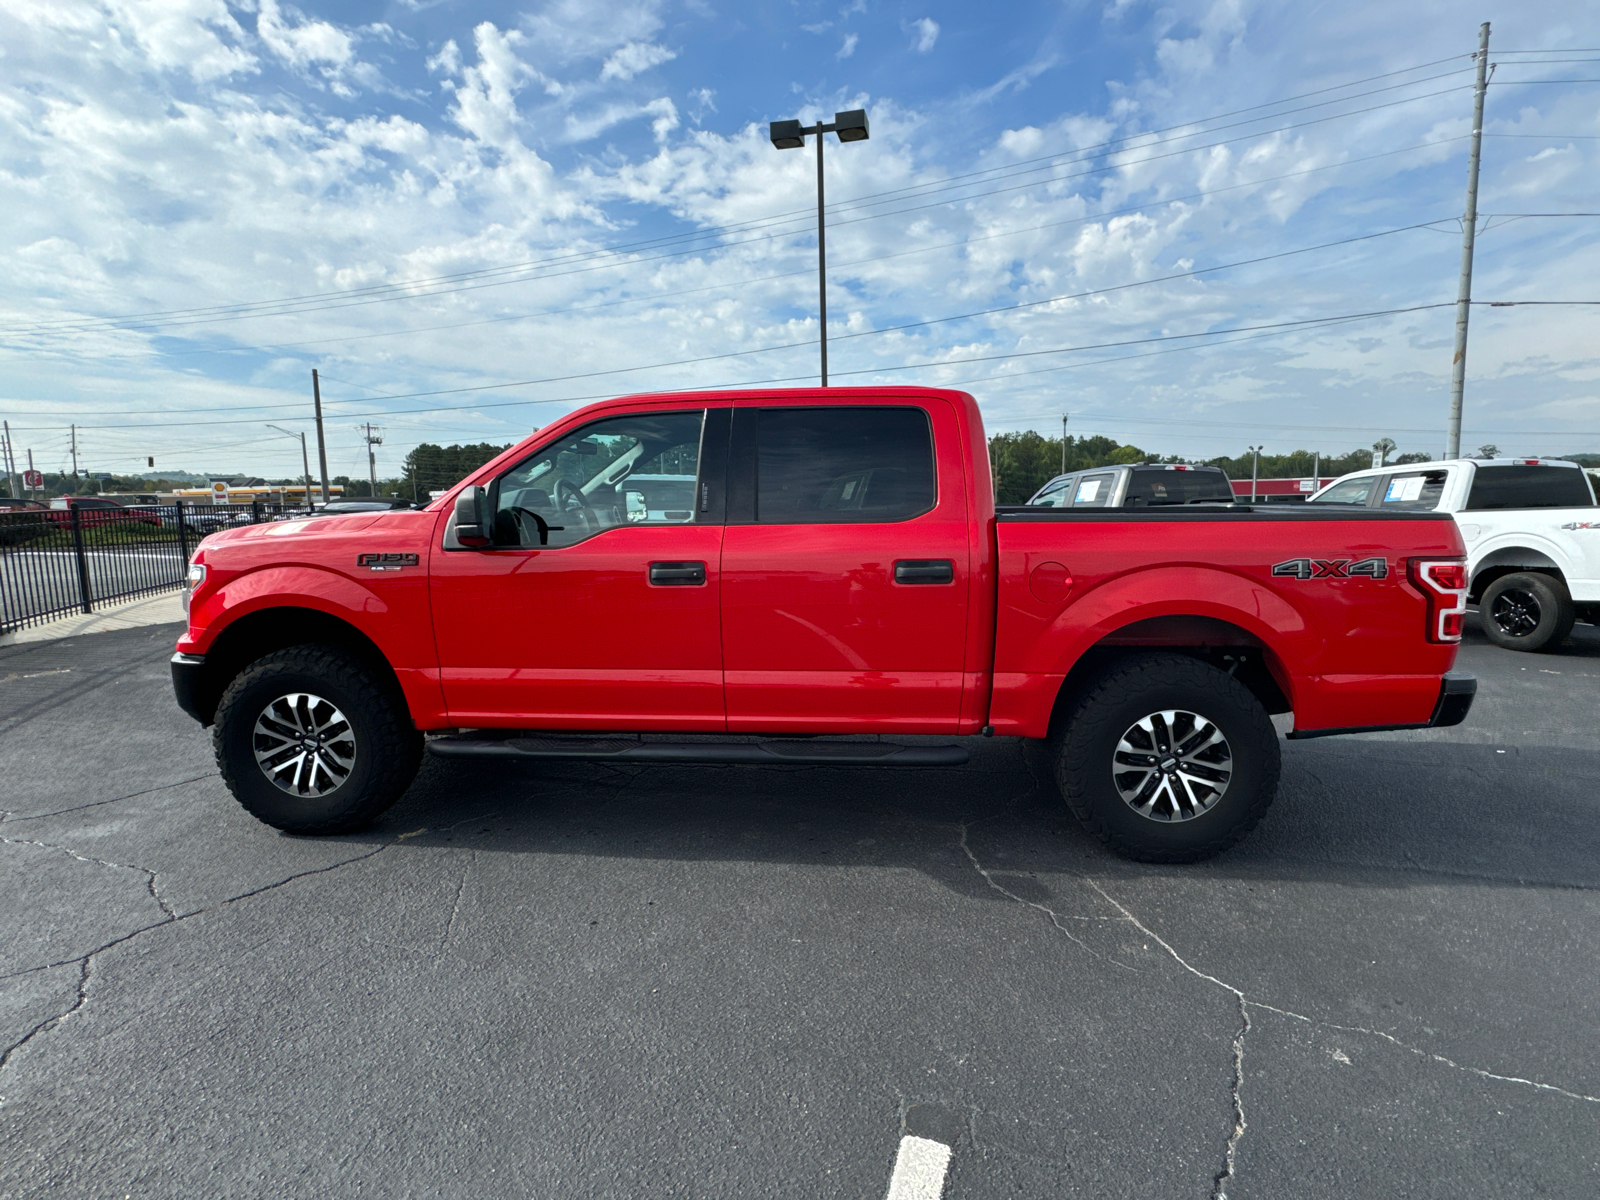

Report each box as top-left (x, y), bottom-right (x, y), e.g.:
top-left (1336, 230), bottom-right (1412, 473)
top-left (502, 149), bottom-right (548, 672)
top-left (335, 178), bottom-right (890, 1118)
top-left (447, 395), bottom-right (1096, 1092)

top-left (171, 387), bottom-right (1473, 862)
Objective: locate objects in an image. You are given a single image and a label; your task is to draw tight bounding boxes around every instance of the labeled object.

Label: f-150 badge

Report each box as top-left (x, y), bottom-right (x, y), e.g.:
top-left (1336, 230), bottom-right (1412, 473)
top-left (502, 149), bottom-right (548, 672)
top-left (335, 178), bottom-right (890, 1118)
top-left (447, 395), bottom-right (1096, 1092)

top-left (1272, 557), bottom-right (1388, 579)
top-left (357, 552), bottom-right (419, 570)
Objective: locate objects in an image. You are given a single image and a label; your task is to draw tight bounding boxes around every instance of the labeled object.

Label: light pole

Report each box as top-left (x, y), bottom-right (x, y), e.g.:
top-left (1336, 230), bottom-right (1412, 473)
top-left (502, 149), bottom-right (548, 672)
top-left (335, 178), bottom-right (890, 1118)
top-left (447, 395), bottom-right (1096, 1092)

top-left (769, 108), bottom-right (870, 386)
top-left (1248, 445), bottom-right (1263, 502)
top-left (1061, 414), bottom-right (1068, 476)
top-left (267, 424), bottom-right (313, 510)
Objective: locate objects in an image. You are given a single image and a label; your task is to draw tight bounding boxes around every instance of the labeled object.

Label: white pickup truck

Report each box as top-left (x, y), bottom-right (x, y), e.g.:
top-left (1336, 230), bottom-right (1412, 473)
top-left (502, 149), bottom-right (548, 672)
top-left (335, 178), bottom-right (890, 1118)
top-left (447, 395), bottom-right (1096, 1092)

top-left (1307, 457), bottom-right (1599, 651)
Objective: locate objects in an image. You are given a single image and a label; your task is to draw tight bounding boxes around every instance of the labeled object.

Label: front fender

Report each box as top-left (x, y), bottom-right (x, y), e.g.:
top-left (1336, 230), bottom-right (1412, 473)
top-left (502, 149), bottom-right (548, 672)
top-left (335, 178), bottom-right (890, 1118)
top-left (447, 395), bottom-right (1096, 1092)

top-left (183, 565), bottom-right (398, 657)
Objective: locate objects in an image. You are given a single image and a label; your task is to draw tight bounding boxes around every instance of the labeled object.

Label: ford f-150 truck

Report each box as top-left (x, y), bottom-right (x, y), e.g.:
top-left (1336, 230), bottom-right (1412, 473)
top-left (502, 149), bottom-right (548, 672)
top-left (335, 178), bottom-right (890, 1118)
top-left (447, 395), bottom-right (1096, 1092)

top-left (1307, 456), bottom-right (1598, 652)
top-left (171, 387), bottom-right (1474, 862)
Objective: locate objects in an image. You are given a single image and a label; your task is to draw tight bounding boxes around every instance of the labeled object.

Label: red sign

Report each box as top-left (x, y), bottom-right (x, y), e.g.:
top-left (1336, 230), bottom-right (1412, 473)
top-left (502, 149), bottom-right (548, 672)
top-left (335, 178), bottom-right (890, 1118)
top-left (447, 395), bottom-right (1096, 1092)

top-left (22, 469), bottom-right (42, 489)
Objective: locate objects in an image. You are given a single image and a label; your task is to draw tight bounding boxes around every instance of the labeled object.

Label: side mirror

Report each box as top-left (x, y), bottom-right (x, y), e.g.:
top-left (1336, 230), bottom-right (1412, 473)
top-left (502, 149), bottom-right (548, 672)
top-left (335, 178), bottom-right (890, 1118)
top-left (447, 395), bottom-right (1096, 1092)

top-left (454, 486), bottom-right (492, 547)
top-left (623, 490), bottom-right (648, 523)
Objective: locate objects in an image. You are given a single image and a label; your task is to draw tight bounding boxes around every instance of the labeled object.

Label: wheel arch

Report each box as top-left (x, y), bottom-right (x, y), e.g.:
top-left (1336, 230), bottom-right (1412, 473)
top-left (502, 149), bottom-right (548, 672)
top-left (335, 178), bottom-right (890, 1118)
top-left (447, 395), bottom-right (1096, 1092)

top-left (1046, 615), bottom-right (1292, 741)
top-left (1469, 545), bottom-right (1568, 602)
top-left (187, 606), bottom-right (403, 726)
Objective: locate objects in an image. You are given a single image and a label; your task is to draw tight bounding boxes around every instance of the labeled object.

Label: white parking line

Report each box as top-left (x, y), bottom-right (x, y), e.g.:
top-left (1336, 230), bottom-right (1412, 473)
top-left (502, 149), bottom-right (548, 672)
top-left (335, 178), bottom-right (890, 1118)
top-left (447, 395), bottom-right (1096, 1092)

top-left (884, 1134), bottom-right (952, 1200)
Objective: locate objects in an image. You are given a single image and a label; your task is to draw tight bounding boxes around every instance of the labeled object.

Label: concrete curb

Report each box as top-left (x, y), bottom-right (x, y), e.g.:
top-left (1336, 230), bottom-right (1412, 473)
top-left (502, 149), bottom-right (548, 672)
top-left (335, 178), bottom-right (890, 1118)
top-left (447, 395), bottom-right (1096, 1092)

top-left (0, 591), bottom-right (186, 646)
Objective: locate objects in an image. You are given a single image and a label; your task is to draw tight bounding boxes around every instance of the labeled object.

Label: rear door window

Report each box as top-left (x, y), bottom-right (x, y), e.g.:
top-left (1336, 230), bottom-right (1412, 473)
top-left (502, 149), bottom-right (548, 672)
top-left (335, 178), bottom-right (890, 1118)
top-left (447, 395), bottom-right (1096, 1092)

top-left (754, 407), bottom-right (936, 523)
top-left (1309, 476), bottom-right (1380, 506)
top-left (1466, 466), bottom-right (1595, 510)
top-left (1071, 473), bottom-right (1117, 507)
top-left (1377, 470), bottom-right (1448, 511)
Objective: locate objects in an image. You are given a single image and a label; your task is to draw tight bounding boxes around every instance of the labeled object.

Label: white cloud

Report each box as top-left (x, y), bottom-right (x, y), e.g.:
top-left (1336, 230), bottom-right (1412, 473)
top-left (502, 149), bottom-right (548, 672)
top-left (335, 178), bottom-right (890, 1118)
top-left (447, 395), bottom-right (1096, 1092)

top-left (102, 0), bottom-right (257, 82)
top-left (910, 18), bottom-right (939, 53)
top-left (599, 40), bottom-right (676, 81)
top-left (256, 0), bottom-right (353, 70)
top-left (837, 33), bottom-right (858, 60)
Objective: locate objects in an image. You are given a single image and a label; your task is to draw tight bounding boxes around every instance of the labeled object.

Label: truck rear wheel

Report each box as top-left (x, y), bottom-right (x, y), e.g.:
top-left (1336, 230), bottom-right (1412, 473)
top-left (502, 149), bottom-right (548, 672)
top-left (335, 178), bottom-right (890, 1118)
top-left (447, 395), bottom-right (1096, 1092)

top-left (1051, 653), bottom-right (1280, 863)
top-left (213, 645), bottom-right (422, 835)
top-left (1479, 572), bottom-right (1574, 652)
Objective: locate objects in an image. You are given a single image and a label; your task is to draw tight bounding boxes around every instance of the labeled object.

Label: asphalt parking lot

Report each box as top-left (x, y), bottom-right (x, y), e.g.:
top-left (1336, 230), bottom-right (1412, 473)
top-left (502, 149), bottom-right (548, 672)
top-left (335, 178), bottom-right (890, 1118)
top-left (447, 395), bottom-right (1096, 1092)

top-left (2, 616), bottom-right (1597, 1198)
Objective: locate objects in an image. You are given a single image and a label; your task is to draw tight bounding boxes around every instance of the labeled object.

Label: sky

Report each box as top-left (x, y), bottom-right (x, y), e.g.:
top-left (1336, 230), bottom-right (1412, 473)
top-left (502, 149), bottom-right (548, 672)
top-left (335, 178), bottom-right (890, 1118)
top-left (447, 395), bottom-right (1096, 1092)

top-left (1, 0), bottom-right (1597, 483)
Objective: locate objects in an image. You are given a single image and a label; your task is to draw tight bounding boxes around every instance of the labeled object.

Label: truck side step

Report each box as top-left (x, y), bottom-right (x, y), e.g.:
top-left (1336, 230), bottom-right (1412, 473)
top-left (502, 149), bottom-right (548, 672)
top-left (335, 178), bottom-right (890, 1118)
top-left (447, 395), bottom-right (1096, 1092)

top-left (426, 733), bottom-right (969, 767)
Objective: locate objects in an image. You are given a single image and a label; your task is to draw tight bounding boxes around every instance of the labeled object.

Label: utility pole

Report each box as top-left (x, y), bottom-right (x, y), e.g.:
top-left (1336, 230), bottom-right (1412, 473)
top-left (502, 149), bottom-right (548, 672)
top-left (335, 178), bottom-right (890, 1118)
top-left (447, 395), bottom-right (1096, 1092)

top-left (70, 424), bottom-right (79, 477)
top-left (2, 421), bottom-right (19, 500)
top-left (1312, 451), bottom-right (1319, 486)
top-left (1248, 445), bottom-right (1263, 501)
top-left (28, 449), bottom-right (36, 497)
top-left (311, 370), bottom-right (332, 506)
top-left (357, 423), bottom-right (383, 495)
top-left (1446, 21), bottom-right (1492, 461)
top-left (1061, 414), bottom-right (1068, 476)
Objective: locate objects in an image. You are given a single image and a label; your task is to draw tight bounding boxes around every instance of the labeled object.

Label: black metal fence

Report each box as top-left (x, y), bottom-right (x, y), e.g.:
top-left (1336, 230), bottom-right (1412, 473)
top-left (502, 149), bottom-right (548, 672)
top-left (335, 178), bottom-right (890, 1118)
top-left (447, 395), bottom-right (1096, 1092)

top-left (0, 502), bottom-right (291, 635)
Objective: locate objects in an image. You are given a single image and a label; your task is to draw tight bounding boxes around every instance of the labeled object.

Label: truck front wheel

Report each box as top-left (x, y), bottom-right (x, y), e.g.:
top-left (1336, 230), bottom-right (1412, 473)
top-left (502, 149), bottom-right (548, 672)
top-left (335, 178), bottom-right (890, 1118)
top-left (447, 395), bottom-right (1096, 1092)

top-left (1479, 572), bottom-right (1574, 652)
top-left (213, 645), bottom-right (423, 835)
top-left (1052, 653), bottom-right (1281, 863)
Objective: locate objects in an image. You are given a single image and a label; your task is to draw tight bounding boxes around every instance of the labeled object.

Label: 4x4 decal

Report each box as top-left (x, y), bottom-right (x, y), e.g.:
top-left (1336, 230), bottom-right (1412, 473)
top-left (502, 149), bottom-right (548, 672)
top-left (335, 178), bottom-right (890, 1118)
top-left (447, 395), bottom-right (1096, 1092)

top-left (1272, 557), bottom-right (1388, 580)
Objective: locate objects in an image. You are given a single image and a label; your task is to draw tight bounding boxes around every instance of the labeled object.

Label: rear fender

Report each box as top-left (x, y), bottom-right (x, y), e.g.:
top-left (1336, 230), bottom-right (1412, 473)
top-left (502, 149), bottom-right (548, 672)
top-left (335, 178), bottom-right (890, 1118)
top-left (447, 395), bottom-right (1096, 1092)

top-left (994, 566), bottom-right (1304, 737)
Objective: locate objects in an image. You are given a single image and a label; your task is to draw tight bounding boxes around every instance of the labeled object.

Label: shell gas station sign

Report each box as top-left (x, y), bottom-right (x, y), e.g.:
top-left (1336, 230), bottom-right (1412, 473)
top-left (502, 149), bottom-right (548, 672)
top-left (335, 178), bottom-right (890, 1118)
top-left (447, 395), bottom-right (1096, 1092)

top-left (210, 481), bottom-right (230, 505)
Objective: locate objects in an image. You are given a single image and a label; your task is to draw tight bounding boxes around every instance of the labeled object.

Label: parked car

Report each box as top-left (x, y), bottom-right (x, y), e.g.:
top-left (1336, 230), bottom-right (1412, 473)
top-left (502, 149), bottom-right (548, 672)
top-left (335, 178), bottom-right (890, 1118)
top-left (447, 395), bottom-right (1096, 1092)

top-left (284, 499), bottom-right (418, 520)
top-left (1308, 457), bottom-right (1598, 651)
top-left (171, 386), bottom-right (1471, 863)
top-left (0, 498), bottom-right (51, 546)
top-left (1026, 463), bottom-right (1236, 508)
top-left (47, 495), bottom-right (163, 528)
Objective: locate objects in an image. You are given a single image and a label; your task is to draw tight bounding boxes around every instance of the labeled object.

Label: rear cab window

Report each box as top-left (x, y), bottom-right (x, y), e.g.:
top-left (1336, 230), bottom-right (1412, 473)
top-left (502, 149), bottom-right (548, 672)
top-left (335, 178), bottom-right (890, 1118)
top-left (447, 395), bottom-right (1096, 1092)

top-left (1125, 467), bottom-right (1233, 506)
top-left (1466, 465), bottom-right (1596, 510)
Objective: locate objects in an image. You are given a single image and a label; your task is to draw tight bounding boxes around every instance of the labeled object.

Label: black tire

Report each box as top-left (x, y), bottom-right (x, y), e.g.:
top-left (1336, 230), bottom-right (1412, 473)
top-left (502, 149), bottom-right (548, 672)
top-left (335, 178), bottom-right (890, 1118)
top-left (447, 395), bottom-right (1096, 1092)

top-left (1479, 572), bottom-right (1574, 652)
top-left (1051, 653), bottom-right (1281, 863)
top-left (213, 645), bottom-right (422, 834)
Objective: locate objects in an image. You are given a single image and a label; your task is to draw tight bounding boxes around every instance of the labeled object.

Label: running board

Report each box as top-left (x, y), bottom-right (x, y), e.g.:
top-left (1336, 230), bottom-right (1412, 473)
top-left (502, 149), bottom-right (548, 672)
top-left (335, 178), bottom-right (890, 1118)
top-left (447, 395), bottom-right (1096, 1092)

top-left (427, 734), bottom-right (968, 767)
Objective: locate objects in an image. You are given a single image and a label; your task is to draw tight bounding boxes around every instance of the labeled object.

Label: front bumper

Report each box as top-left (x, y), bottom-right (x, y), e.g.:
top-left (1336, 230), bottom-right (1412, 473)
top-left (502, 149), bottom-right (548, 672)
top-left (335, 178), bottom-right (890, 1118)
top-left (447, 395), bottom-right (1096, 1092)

top-left (170, 652), bottom-right (209, 726)
top-left (1287, 671), bottom-right (1476, 740)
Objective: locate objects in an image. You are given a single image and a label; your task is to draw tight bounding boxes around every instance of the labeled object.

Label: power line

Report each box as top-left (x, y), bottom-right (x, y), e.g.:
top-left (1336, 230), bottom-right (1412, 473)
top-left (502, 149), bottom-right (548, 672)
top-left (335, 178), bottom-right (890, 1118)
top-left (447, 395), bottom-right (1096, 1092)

top-left (27, 137), bottom-right (1470, 369)
top-left (4, 79), bottom-right (1481, 339)
top-left (13, 219), bottom-right (1453, 423)
top-left (13, 303), bottom-right (1462, 432)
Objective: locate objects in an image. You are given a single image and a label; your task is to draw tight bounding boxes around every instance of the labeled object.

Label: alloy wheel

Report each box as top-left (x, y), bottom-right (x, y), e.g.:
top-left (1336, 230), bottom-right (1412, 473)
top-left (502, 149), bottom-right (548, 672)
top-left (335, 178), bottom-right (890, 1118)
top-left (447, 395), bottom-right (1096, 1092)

top-left (1490, 587), bottom-right (1542, 638)
top-left (252, 692), bottom-right (357, 797)
top-left (1112, 709), bottom-right (1233, 822)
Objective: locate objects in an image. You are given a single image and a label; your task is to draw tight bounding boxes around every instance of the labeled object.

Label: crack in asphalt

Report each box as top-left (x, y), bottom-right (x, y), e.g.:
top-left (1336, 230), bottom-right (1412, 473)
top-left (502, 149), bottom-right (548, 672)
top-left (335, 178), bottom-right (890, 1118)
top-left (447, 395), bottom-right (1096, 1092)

top-left (2, 774), bottom-right (218, 824)
top-left (958, 830), bottom-right (1600, 1200)
top-left (440, 850), bottom-right (476, 954)
top-left (1, 836), bottom-right (176, 920)
top-left (956, 824), bottom-right (1126, 966)
top-left (0, 842), bottom-right (389, 1096)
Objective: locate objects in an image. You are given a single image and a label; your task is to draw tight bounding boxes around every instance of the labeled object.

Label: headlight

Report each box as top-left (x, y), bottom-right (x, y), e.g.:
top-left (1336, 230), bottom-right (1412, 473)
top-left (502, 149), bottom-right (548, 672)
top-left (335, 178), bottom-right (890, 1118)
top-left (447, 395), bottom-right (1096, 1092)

top-left (183, 561), bottom-right (206, 614)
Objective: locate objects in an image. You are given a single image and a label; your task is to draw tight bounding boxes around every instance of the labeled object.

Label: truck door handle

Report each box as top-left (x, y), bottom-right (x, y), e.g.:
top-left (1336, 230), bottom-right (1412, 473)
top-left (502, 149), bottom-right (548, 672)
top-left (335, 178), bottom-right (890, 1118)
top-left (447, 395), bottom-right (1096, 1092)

top-left (894, 559), bottom-right (955, 585)
top-left (649, 561), bottom-right (706, 586)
